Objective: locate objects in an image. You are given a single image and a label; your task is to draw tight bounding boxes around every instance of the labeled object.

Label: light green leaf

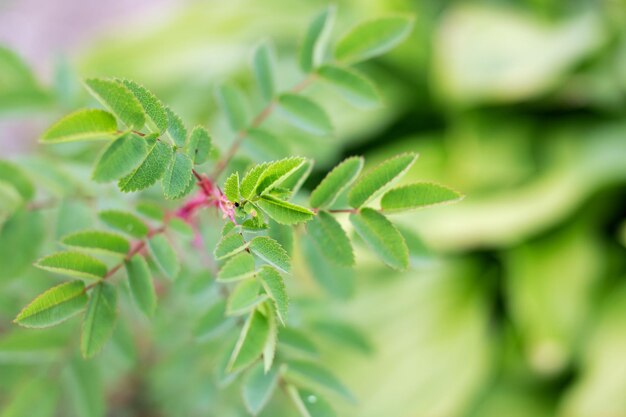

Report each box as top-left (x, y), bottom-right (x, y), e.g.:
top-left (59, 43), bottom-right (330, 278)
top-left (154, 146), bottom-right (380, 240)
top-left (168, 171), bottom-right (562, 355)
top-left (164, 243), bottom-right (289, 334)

top-left (0, 160), bottom-right (35, 200)
top-left (249, 236), bottom-right (290, 273)
top-left (307, 211), bottom-right (354, 267)
top-left (136, 201), bottom-right (165, 221)
top-left (148, 234), bottom-right (179, 279)
top-left (162, 151), bottom-right (193, 199)
top-left (380, 182), bottom-right (464, 212)
top-left (216, 83), bottom-right (248, 132)
top-left (84, 78), bottom-right (145, 129)
top-left (348, 153), bottom-right (418, 208)
top-left (193, 300), bottom-right (230, 340)
top-left (40, 109), bottom-right (117, 143)
top-left (168, 218), bottom-right (194, 236)
top-left (253, 41), bottom-right (275, 102)
top-left (92, 133), bottom-right (148, 182)
top-left (243, 128), bottom-right (290, 160)
top-left (187, 126), bottom-right (212, 164)
top-left (228, 309), bottom-right (270, 372)
top-left (227, 279), bottom-right (266, 316)
top-left (311, 320), bottom-right (373, 354)
top-left (99, 209), bottom-right (148, 238)
top-left (310, 156), bottom-right (363, 209)
top-left (278, 158), bottom-right (313, 196)
top-left (317, 65), bottom-right (380, 109)
top-left (242, 363), bottom-right (280, 416)
top-left (256, 195), bottom-right (313, 225)
top-left (61, 230), bottom-right (129, 256)
top-left (218, 251), bottom-right (255, 282)
top-left (215, 232), bottom-right (247, 260)
top-left (35, 251), bottom-right (107, 281)
top-left (81, 282), bottom-right (118, 358)
top-left (120, 79), bottom-right (167, 133)
top-left (255, 157), bottom-right (306, 196)
top-left (334, 15), bottom-right (414, 64)
top-left (240, 163), bottom-right (269, 199)
top-left (350, 208), bottom-right (408, 270)
top-left (263, 302), bottom-right (277, 372)
top-left (118, 137), bottom-right (173, 192)
top-left (125, 255), bottom-right (156, 317)
top-left (165, 106), bottom-right (187, 147)
top-left (258, 266), bottom-right (288, 324)
top-left (14, 281), bottom-right (87, 328)
top-left (277, 94), bottom-right (332, 136)
top-left (301, 235), bottom-right (354, 299)
top-left (283, 360), bottom-right (354, 402)
top-left (299, 5), bottom-right (336, 72)
top-left (286, 386), bottom-right (336, 417)
top-left (279, 327), bottom-right (319, 358)
top-left (223, 172), bottom-right (240, 203)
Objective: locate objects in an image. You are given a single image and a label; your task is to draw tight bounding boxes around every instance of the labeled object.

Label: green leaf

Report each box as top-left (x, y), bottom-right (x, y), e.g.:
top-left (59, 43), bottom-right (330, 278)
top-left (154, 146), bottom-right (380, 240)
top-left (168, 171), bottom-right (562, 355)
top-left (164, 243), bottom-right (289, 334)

top-left (64, 357), bottom-right (105, 417)
top-left (125, 255), bottom-right (156, 317)
top-left (256, 196), bottom-right (313, 225)
top-left (148, 234), bottom-right (179, 279)
top-left (14, 281), bottom-right (87, 328)
top-left (240, 162), bottom-right (269, 199)
top-left (310, 156), bottom-right (363, 209)
top-left (380, 182), bottom-right (463, 212)
top-left (301, 235), bottom-right (354, 299)
top-left (307, 211), bottom-right (354, 267)
top-left (162, 151), bottom-right (193, 199)
top-left (263, 302), bottom-right (277, 372)
top-left (1, 378), bottom-right (59, 417)
top-left (348, 153), bottom-right (418, 208)
top-left (278, 158), bottom-right (313, 196)
top-left (118, 137), bottom-right (173, 192)
top-left (350, 208), bottom-right (408, 270)
top-left (311, 320), bottom-right (373, 354)
top-left (216, 83), bottom-right (248, 132)
top-left (187, 126), bottom-right (212, 164)
top-left (0, 182), bottom-right (21, 223)
top-left (243, 128), bottom-right (290, 160)
top-left (40, 109), bottom-right (117, 143)
top-left (277, 94), bottom-right (332, 136)
top-left (258, 266), bottom-right (288, 324)
top-left (165, 106), bottom-right (187, 147)
top-left (223, 172), bottom-right (240, 203)
top-left (249, 236), bottom-right (290, 273)
top-left (0, 160), bottom-right (35, 200)
top-left (286, 386), bottom-right (336, 417)
top-left (255, 157), bottom-right (306, 196)
top-left (193, 300), bottom-right (230, 340)
top-left (283, 360), bottom-right (354, 402)
top-left (215, 232), bottom-right (247, 260)
top-left (242, 363), bottom-right (280, 416)
top-left (61, 230), bottom-right (129, 256)
top-left (253, 41), bottom-right (275, 102)
top-left (99, 209), bottom-right (148, 238)
top-left (218, 251), bottom-right (255, 282)
top-left (120, 79), bottom-right (167, 133)
top-left (279, 327), bottom-right (319, 358)
top-left (227, 279), bottom-right (266, 316)
top-left (228, 309), bottom-right (270, 372)
top-left (0, 210), bottom-right (44, 279)
top-left (92, 133), bottom-right (149, 182)
top-left (84, 78), bottom-right (145, 129)
top-left (299, 5), bottom-right (336, 72)
top-left (81, 282), bottom-right (118, 358)
top-left (136, 201), bottom-right (165, 221)
top-left (35, 251), bottom-right (107, 281)
top-left (317, 65), bottom-right (380, 109)
top-left (334, 15), bottom-right (414, 64)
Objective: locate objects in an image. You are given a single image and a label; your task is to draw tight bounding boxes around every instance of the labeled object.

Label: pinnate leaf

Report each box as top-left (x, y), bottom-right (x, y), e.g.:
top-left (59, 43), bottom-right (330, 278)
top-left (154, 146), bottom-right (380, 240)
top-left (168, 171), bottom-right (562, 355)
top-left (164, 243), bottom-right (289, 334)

top-left (334, 16), bottom-right (414, 64)
top-left (380, 182), bottom-right (463, 212)
top-left (256, 196), bottom-right (313, 225)
top-left (187, 126), bottom-right (212, 164)
top-left (249, 236), bottom-right (290, 273)
top-left (162, 151), bottom-right (193, 199)
top-left (99, 210), bottom-right (148, 238)
top-left (277, 94), bottom-right (332, 136)
top-left (223, 172), bottom-right (240, 203)
top-left (228, 309), bottom-right (270, 372)
top-left (227, 279), bottom-right (266, 316)
top-left (348, 153), bottom-right (417, 208)
top-left (307, 211), bottom-right (354, 267)
top-left (242, 363), bottom-right (280, 416)
top-left (165, 107), bottom-right (187, 147)
top-left (299, 5), bottom-right (336, 72)
top-left (81, 282), bottom-right (117, 358)
top-left (218, 251), bottom-right (255, 282)
top-left (40, 109), bottom-right (117, 143)
top-left (120, 79), bottom-right (168, 133)
top-left (148, 234), bottom-right (179, 279)
top-left (215, 233), bottom-right (247, 260)
top-left (310, 156), bottom-right (363, 208)
top-left (125, 255), bottom-right (156, 317)
top-left (216, 83), bottom-right (248, 132)
top-left (35, 251), bottom-right (107, 281)
top-left (118, 137), bottom-right (173, 192)
top-left (253, 41), bottom-right (275, 102)
top-left (349, 208), bottom-right (408, 270)
top-left (258, 266), bottom-right (288, 324)
top-left (92, 133), bottom-right (148, 182)
top-left (318, 65), bottom-right (380, 109)
top-left (14, 281), bottom-right (87, 328)
top-left (61, 230), bottom-right (130, 256)
top-left (84, 78), bottom-right (145, 129)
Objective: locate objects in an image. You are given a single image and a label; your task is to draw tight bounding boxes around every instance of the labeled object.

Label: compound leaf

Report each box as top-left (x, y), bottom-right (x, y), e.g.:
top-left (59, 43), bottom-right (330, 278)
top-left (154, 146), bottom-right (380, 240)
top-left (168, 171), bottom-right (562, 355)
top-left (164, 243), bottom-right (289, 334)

top-left (120, 79), bottom-right (167, 133)
top-left (218, 251), bottom-right (255, 282)
top-left (125, 255), bottom-right (156, 317)
top-left (255, 157), bottom-right (306, 196)
top-left (307, 211), bottom-right (354, 267)
top-left (228, 309), bottom-right (270, 373)
top-left (81, 282), bottom-right (118, 358)
top-left (40, 109), bottom-right (117, 143)
top-left (380, 182), bottom-right (463, 212)
top-left (84, 78), bottom-right (145, 129)
top-left (240, 163), bottom-right (269, 199)
top-left (310, 156), bottom-right (363, 209)
top-left (118, 137), bottom-right (173, 192)
top-left (215, 233), bottom-right (247, 260)
top-left (92, 133), bottom-right (148, 182)
top-left (35, 252), bottom-right (107, 281)
top-left (162, 151), bottom-right (193, 199)
top-left (14, 281), bottom-right (87, 328)
top-left (249, 236), bottom-right (290, 273)
top-left (277, 94), bottom-right (332, 136)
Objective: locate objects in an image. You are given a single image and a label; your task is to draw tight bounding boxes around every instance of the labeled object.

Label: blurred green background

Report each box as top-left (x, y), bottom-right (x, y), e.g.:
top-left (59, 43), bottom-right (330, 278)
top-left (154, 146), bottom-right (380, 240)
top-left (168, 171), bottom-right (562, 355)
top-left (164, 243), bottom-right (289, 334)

top-left (1, 0), bottom-right (626, 416)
